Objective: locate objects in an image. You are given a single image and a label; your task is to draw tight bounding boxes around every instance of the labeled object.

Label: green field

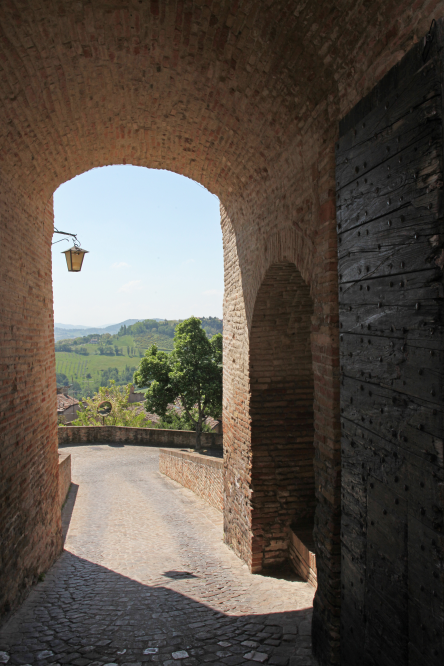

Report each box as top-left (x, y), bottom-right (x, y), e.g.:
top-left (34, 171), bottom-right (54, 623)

top-left (55, 340), bottom-right (146, 398)
top-left (55, 316), bottom-right (222, 399)
top-left (133, 333), bottom-right (174, 350)
top-left (55, 341), bottom-right (173, 399)
top-left (56, 350), bottom-right (135, 375)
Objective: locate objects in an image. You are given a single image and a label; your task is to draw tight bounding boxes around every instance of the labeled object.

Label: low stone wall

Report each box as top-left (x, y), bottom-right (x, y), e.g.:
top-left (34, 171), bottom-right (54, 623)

top-left (58, 453), bottom-right (71, 508)
top-left (58, 426), bottom-right (222, 449)
top-left (159, 448), bottom-right (223, 512)
top-left (289, 527), bottom-right (317, 588)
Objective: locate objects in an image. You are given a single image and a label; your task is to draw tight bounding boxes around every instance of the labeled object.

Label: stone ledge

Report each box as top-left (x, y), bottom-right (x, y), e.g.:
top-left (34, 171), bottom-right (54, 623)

top-left (159, 448), bottom-right (224, 512)
top-left (159, 448), bottom-right (223, 468)
top-left (289, 527), bottom-right (317, 589)
top-left (58, 452), bottom-right (71, 508)
top-left (58, 425), bottom-right (222, 450)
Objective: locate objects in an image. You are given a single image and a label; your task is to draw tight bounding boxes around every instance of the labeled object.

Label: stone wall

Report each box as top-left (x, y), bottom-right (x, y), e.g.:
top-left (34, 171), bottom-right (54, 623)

top-left (58, 453), bottom-right (71, 508)
top-left (58, 425), bottom-right (223, 449)
top-left (159, 449), bottom-right (223, 513)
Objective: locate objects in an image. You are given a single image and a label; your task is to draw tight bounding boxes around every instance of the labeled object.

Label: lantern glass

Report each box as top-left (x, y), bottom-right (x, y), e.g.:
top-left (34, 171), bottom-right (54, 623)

top-left (62, 246), bottom-right (89, 272)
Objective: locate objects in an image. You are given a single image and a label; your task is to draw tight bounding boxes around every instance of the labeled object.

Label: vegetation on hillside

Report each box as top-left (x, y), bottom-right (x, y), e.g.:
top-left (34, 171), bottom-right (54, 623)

top-left (55, 356), bottom-right (138, 398)
top-left (153, 407), bottom-right (214, 433)
top-left (71, 381), bottom-right (151, 428)
top-left (118, 316), bottom-right (222, 351)
top-left (134, 317), bottom-right (222, 449)
top-left (56, 317), bottom-right (222, 352)
top-left (55, 317), bottom-right (222, 398)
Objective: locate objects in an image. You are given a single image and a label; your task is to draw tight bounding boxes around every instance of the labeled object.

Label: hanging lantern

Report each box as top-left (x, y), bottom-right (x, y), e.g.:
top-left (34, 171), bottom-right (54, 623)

top-left (62, 245), bottom-right (89, 272)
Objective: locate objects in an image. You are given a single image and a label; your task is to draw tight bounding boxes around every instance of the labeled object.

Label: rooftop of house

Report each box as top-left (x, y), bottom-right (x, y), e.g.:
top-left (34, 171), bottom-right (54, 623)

top-left (57, 393), bottom-right (80, 413)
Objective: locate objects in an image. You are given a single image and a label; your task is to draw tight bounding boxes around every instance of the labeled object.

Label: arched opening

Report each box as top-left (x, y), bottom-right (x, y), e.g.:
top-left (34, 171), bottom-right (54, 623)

top-left (51, 163), bottom-right (223, 407)
top-left (52, 165), bottom-right (222, 335)
top-left (249, 261), bottom-right (316, 578)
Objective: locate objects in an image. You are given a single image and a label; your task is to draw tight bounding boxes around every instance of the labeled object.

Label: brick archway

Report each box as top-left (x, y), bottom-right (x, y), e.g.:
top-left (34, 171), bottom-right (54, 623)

top-left (0, 3), bottom-right (440, 666)
top-left (249, 261), bottom-right (315, 572)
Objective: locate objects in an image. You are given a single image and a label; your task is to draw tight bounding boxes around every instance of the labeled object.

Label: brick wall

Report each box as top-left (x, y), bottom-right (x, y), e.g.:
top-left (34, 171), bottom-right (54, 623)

top-left (58, 453), bottom-right (71, 508)
top-left (0, 183), bottom-right (61, 621)
top-left (159, 449), bottom-right (223, 513)
top-left (249, 262), bottom-right (315, 571)
top-left (289, 528), bottom-right (317, 589)
top-left (0, 3), bottom-right (440, 663)
top-left (58, 426), bottom-right (223, 449)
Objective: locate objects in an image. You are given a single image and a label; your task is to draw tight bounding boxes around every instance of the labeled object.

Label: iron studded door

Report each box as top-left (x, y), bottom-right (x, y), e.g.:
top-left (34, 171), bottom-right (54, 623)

top-left (336, 20), bottom-right (444, 666)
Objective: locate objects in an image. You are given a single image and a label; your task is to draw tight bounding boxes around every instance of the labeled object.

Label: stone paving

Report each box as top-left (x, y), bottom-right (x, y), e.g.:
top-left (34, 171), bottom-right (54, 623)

top-left (0, 445), bottom-right (317, 666)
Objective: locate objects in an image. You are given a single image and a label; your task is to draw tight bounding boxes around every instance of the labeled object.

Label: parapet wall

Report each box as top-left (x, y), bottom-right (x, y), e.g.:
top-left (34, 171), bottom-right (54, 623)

top-left (58, 426), bottom-right (222, 450)
top-left (159, 448), bottom-right (223, 513)
top-left (58, 453), bottom-right (71, 508)
top-left (289, 528), bottom-right (317, 589)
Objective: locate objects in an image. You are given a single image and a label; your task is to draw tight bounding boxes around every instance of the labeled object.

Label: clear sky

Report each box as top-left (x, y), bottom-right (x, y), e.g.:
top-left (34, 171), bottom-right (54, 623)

top-left (52, 166), bottom-right (223, 327)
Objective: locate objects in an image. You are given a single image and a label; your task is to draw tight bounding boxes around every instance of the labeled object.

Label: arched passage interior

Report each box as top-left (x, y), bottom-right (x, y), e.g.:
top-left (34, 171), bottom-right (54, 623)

top-left (1, 2), bottom-right (430, 662)
top-left (249, 261), bottom-right (316, 575)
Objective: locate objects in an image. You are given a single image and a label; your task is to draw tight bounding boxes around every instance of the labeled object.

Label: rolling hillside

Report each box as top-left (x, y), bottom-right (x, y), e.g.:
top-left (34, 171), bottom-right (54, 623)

top-left (55, 317), bottom-right (222, 398)
top-left (54, 318), bottom-right (146, 341)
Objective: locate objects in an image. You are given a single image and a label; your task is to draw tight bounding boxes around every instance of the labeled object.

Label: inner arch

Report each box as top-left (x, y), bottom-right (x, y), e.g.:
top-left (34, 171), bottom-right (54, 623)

top-left (249, 261), bottom-right (315, 573)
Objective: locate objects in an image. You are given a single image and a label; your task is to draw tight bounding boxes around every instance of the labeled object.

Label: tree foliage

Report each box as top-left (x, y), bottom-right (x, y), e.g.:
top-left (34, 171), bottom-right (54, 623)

top-left (134, 317), bottom-right (222, 449)
top-left (155, 406), bottom-right (213, 433)
top-left (116, 316), bottom-right (222, 340)
top-left (71, 381), bottom-right (150, 428)
top-left (56, 372), bottom-right (69, 386)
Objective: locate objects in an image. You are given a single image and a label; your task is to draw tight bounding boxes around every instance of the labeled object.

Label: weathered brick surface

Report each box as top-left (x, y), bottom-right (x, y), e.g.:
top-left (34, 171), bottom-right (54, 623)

top-left (159, 448), bottom-right (223, 512)
top-left (0, 3), bottom-right (440, 664)
top-left (250, 262), bottom-right (315, 571)
top-left (289, 528), bottom-right (318, 590)
top-left (0, 184), bottom-right (61, 622)
top-left (58, 425), bottom-right (222, 448)
top-left (58, 453), bottom-right (71, 508)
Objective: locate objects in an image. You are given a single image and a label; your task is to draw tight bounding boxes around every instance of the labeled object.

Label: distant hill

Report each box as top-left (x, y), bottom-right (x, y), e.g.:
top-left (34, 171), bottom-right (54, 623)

top-left (55, 323), bottom-right (90, 330)
top-left (54, 316), bottom-right (223, 399)
top-left (117, 317), bottom-right (223, 351)
top-left (54, 319), bottom-right (145, 341)
top-left (55, 316), bottom-right (223, 346)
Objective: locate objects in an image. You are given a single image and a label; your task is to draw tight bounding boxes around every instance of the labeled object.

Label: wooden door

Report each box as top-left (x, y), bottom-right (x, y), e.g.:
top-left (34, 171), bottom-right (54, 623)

top-left (337, 19), bottom-right (444, 666)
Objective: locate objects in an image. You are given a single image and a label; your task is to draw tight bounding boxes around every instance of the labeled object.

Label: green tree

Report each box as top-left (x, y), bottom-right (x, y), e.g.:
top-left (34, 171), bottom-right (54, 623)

top-left (155, 407), bottom-right (213, 433)
top-left (71, 380), bottom-right (81, 395)
top-left (72, 381), bottom-right (150, 428)
top-left (56, 372), bottom-right (69, 386)
top-left (134, 316), bottom-right (222, 450)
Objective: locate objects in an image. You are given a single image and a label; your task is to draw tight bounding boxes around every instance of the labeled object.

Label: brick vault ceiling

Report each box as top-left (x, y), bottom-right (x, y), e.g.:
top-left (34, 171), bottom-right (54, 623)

top-left (0, 0), bottom-right (425, 203)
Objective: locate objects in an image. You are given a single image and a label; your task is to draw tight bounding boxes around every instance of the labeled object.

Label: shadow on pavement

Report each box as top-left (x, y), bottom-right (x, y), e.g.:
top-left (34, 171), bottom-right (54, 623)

top-left (0, 552), bottom-right (316, 666)
top-left (162, 571), bottom-right (200, 580)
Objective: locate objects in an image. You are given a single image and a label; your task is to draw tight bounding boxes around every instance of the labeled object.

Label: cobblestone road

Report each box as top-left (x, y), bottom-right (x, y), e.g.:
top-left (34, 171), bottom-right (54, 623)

top-left (0, 446), bottom-right (317, 666)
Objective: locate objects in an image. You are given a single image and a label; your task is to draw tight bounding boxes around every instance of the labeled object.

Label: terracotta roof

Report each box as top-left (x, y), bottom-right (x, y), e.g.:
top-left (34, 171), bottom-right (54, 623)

top-left (57, 393), bottom-right (79, 413)
top-left (204, 416), bottom-right (221, 431)
top-left (131, 405), bottom-right (161, 424)
top-left (172, 399), bottom-right (221, 431)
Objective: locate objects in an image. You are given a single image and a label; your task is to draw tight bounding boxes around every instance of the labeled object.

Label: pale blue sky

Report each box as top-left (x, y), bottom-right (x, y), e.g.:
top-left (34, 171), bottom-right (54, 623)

top-left (52, 166), bottom-right (223, 327)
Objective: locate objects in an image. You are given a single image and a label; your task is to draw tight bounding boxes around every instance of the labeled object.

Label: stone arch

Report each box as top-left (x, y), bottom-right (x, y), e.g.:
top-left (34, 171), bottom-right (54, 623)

top-left (249, 261), bottom-right (315, 572)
